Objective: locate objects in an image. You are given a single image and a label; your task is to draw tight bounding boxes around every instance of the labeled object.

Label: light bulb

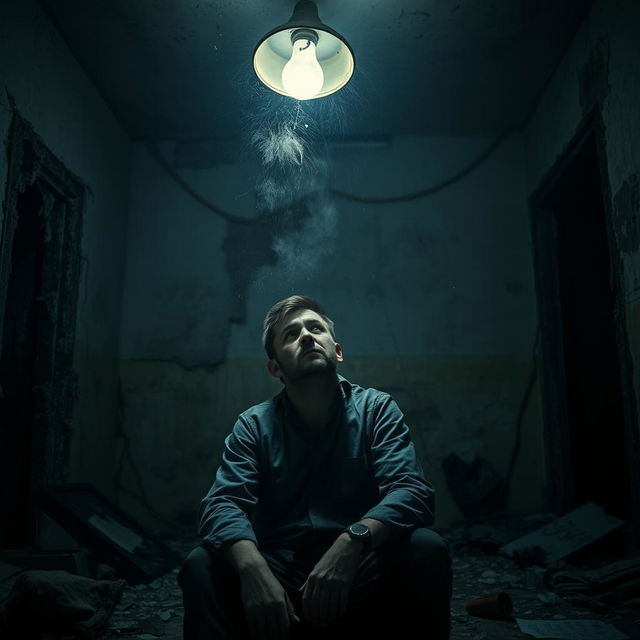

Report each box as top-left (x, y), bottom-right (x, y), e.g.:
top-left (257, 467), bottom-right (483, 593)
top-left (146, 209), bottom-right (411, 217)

top-left (281, 38), bottom-right (324, 100)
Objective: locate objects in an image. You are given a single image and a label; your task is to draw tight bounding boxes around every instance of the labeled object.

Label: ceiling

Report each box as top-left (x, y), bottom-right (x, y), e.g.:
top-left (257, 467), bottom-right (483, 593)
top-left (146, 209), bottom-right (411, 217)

top-left (40, 0), bottom-right (593, 143)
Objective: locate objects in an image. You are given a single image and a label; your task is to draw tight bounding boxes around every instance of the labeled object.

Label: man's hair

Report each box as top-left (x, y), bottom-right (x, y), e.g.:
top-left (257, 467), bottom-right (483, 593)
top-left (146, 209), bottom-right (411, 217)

top-left (262, 295), bottom-right (336, 359)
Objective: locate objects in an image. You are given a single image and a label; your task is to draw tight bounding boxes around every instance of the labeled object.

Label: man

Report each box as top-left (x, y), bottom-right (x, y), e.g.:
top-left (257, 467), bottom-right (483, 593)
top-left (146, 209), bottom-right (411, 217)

top-left (179, 295), bottom-right (452, 640)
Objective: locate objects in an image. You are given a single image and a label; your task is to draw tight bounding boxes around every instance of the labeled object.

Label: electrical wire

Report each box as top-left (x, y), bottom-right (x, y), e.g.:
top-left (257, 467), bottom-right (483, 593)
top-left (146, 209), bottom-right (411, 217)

top-left (145, 140), bottom-right (260, 226)
top-left (331, 127), bottom-right (515, 204)
top-left (145, 127), bottom-right (515, 222)
top-left (452, 326), bottom-right (541, 533)
top-left (115, 380), bottom-right (171, 523)
top-left (500, 325), bottom-right (541, 507)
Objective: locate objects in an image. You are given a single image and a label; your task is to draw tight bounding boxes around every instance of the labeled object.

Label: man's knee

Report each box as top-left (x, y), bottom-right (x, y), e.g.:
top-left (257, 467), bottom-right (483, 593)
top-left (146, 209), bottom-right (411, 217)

top-left (178, 545), bottom-right (213, 591)
top-left (381, 527), bottom-right (451, 587)
top-left (406, 528), bottom-right (452, 597)
top-left (408, 528), bottom-right (451, 566)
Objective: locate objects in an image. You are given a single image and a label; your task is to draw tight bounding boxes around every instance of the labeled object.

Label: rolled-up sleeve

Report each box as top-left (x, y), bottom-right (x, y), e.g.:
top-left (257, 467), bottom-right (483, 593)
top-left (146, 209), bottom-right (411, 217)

top-left (361, 393), bottom-right (435, 535)
top-left (198, 416), bottom-right (261, 551)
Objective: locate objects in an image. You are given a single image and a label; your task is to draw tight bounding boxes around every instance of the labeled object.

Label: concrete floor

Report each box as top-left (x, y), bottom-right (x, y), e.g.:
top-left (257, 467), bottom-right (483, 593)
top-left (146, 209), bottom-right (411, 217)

top-left (99, 522), bottom-right (640, 640)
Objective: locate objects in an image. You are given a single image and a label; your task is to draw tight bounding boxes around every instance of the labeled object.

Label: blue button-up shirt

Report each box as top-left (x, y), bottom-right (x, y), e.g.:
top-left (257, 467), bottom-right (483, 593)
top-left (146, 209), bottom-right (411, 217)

top-left (198, 376), bottom-right (435, 553)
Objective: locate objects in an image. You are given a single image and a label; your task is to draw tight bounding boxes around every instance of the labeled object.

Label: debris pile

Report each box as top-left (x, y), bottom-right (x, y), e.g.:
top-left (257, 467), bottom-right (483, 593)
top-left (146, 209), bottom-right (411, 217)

top-left (446, 503), bottom-right (640, 639)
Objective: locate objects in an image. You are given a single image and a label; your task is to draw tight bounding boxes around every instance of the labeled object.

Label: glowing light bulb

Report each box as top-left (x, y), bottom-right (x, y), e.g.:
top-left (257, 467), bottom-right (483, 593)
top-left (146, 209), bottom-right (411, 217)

top-left (281, 38), bottom-right (324, 100)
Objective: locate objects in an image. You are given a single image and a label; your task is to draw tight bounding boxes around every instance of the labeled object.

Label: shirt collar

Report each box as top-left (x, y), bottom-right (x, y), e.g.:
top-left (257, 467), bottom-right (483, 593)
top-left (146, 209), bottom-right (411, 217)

top-left (275, 374), bottom-right (352, 412)
top-left (337, 374), bottom-right (352, 400)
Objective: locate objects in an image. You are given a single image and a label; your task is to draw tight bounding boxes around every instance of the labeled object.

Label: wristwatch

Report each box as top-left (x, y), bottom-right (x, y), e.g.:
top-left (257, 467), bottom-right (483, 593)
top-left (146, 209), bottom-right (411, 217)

top-left (345, 522), bottom-right (372, 553)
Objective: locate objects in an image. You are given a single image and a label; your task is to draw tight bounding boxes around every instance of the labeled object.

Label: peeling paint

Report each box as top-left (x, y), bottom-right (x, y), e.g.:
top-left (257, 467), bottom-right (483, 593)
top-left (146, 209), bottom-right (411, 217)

top-left (0, 112), bottom-right (84, 487)
top-left (613, 173), bottom-right (640, 254)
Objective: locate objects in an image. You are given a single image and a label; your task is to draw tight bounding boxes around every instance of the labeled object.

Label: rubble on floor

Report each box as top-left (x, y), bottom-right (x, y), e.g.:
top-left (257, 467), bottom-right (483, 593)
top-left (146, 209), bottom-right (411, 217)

top-left (2, 512), bottom-right (640, 639)
top-left (446, 513), bottom-right (640, 639)
top-left (94, 530), bottom-right (195, 640)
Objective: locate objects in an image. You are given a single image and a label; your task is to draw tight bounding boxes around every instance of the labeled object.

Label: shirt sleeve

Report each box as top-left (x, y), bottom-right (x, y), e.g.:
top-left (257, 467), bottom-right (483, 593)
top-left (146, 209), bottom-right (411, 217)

top-left (361, 392), bottom-right (435, 536)
top-left (197, 415), bottom-right (261, 551)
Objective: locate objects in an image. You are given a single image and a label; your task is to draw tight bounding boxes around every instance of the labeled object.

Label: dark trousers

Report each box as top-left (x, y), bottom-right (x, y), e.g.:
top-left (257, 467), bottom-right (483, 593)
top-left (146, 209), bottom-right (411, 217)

top-left (178, 528), bottom-right (452, 640)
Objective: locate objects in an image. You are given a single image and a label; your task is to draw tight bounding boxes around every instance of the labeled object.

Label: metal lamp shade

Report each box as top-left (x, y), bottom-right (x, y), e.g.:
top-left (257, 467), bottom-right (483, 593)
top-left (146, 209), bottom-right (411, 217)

top-left (252, 1), bottom-right (355, 99)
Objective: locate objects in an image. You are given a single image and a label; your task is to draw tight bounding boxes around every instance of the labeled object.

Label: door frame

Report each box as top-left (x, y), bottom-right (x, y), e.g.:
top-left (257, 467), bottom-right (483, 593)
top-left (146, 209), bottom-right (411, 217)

top-left (0, 110), bottom-right (85, 501)
top-left (529, 110), bottom-right (640, 535)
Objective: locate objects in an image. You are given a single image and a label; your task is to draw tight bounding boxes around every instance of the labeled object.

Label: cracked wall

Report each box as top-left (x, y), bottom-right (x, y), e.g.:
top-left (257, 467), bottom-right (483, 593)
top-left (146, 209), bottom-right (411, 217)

top-left (118, 134), bottom-right (544, 529)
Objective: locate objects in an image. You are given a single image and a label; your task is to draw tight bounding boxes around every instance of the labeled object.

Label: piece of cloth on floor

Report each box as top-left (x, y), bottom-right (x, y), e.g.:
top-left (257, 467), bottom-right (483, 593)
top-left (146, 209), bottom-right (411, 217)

top-left (1, 569), bottom-right (126, 639)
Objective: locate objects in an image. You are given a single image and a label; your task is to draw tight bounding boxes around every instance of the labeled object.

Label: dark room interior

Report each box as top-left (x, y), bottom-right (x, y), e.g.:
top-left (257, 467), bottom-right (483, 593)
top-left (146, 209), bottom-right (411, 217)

top-left (1, 0), bottom-right (640, 638)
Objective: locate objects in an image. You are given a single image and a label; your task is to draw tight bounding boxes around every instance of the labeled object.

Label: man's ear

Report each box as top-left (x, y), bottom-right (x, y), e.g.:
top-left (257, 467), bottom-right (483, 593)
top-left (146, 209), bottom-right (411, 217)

top-left (267, 358), bottom-right (282, 379)
top-left (335, 342), bottom-right (344, 363)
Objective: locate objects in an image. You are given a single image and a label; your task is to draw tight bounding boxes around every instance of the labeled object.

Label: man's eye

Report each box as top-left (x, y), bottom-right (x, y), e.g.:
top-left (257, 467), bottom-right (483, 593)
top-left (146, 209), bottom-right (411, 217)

top-left (311, 326), bottom-right (322, 333)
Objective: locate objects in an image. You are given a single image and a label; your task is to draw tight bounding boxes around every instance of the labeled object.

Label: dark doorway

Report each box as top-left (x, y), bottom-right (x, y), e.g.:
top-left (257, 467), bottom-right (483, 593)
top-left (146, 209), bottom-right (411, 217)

top-left (0, 112), bottom-right (84, 549)
top-left (0, 184), bottom-right (46, 547)
top-left (531, 119), bottom-right (638, 529)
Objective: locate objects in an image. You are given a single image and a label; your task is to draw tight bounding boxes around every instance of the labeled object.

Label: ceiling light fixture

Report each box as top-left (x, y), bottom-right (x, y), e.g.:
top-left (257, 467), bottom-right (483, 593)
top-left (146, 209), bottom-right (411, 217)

top-left (253, 0), bottom-right (355, 101)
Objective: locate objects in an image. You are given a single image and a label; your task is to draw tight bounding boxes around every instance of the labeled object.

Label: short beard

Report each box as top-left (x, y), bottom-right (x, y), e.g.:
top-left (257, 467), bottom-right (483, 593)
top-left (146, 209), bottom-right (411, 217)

top-left (277, 354), bottom-right (337, 382)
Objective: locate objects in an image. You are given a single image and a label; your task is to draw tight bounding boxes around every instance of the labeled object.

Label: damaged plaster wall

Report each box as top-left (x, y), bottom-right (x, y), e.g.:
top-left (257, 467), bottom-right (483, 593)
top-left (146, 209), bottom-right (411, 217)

top-left (0, 1), bottom-right (130, 501)
top-left (525, 0), bottom-right (640, 303)
top-left (118, 142), bottom-right (248, 368)
top-left (119, 134), bottom-right (544, 529)
top-left (524, 0), bottom-right (640, 503)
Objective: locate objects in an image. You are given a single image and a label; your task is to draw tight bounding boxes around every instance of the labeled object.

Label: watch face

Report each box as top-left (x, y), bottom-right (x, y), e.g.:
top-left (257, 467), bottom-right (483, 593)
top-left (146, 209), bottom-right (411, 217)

top-left (348, 523), bottom-right (369, 537)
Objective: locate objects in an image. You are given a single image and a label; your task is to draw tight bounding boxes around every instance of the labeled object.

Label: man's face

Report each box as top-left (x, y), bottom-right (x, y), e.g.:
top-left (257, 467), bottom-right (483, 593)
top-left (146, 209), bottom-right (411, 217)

top-left (267, 308), bottom-right (343, 383)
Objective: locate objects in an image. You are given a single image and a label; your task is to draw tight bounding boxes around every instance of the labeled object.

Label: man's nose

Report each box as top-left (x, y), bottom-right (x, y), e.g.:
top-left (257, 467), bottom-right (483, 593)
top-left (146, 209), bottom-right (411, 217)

top-left (299, 328), bottom-right (314, 343)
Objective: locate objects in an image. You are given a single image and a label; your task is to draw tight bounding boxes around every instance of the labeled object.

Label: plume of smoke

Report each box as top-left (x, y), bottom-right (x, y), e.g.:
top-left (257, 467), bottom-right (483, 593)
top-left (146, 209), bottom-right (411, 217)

top-left (273, 192), bottom-right (338, 275)
top-left (232, 60), bottom-right (365, 279)
top-left (225, 59), bottom-right (365, 291)
top-left (251, 111), bottom-right (338, 278)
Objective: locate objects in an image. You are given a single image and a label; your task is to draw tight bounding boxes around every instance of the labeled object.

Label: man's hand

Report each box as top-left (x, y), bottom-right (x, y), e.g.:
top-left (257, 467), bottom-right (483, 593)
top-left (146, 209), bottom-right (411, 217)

top-left (223, 539), bottom-right (300, 640)
top-left (300, 533), bottom-right (361, 627)
top-left (239, 563), bottom-right (300, 640)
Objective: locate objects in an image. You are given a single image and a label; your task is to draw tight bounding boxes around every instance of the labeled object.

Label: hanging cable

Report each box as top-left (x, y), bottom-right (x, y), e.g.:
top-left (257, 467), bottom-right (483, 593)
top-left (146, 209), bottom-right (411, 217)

top-left (145, 140), bottom-right (260, 226)
top-left (145, 127), bottom-right (515, 221)
top-left (330, 127), bottom-right (515, 204)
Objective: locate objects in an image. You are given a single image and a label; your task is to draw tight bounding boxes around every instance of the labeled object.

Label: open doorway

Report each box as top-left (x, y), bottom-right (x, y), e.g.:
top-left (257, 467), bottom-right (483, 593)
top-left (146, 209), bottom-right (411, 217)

top-left (0, 183), bottom-right (46, 547)
top-left (531, 116), bottom-right (639, 534)
top-left (0, 112), bottom-right (84, 549)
